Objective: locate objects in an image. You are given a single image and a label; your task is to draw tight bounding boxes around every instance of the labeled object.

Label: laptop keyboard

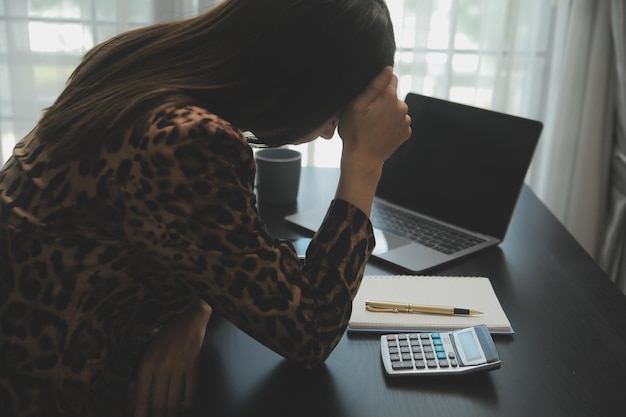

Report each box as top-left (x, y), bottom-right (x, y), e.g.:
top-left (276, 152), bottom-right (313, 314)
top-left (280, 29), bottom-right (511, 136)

top-left (370, 204), bottom-right (487, 255)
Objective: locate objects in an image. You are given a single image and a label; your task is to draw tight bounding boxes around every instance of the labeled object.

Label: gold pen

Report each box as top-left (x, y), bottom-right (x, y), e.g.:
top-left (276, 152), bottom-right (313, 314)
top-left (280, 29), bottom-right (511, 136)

top-left (365, 300), bottom-right (483, 316)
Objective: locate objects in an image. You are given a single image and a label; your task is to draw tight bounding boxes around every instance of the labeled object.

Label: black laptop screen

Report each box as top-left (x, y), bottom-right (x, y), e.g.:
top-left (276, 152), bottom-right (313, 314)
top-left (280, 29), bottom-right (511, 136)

top-left (376, 93), bottom-right (542, 239)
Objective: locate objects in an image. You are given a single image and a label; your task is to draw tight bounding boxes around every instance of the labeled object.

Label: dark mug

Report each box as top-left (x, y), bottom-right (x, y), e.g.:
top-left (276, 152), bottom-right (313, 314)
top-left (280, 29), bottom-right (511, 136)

top-left (255, 148), bottom-right (302, 205)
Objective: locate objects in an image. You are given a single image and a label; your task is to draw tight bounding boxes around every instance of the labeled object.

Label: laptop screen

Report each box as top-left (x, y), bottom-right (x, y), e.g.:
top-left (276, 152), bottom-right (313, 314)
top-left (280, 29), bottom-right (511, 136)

top-left (376, 93), bottom-right (542, 239)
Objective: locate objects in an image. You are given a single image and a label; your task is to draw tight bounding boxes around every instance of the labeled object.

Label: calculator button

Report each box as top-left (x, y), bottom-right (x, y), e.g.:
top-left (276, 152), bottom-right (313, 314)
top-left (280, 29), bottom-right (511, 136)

top-left (409, 334), bottom-right (420, 340)
top-left (450, 359), bottom-right (458, 367)
top-left (436, 352), bottom-right (447, 360)
top-left (420, 334), bottom-right (431, 341)
top-left (433, 339), bottom-right (443, 346)
top-left (426, 360), bottom-right (438, 368)
top-left (411, 345), bottom-right (422, 353)
top-left (413, 352), bottom-right (423, 360)
top-left (390, 354), bottom-right (400, 361)
top-left (415, 360), bottom-right (426, 369)
top-left (425, 353), bottom-right (436, 360)
top-left (423, 346), bottom-right (433, 353)
top-left (392, 361), bottom-right (415, 370)
top-left (388, 347), bottom-right (398, 354)
top-left (400, 347), bottom-right (410, 354)
top-left (402, 353), bottom-right (412, 361)
top-left (448, 352), bottom-right (456, 359)
top-left (435, 346), bottom-right (445, 353)
top-left (439, 360), bottom-right (449, 368)
top-left (431, 333), bottom-right (441, 339)
top-left (386, 335), bottom-right (397, 342)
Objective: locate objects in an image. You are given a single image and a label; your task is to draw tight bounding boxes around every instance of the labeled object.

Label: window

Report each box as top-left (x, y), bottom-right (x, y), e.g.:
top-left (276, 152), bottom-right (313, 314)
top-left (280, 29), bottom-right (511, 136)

top-left (0, 0), bottom-right (218, 162)
top-left (1, 0), bottom-right (554, 165)
top-left (295, 0), bottom-right (554, 168)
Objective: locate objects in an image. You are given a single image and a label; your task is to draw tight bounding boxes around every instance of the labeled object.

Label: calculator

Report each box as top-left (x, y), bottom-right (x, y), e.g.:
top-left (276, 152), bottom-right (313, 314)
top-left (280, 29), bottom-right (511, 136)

top-left (380, 324), bottom-right (501, 376)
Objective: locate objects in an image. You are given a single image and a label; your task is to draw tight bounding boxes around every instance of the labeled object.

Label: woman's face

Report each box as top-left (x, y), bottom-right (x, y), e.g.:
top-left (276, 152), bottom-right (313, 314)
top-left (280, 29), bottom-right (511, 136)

top-left (252, 115), bottom-right (338, 147)
top-left (288, 116), bottom-right (338, 145)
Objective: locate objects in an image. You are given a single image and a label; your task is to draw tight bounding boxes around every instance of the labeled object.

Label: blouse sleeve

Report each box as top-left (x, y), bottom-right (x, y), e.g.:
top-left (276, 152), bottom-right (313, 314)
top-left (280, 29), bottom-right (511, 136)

top-left (122, 106), bottom-right (375, 367)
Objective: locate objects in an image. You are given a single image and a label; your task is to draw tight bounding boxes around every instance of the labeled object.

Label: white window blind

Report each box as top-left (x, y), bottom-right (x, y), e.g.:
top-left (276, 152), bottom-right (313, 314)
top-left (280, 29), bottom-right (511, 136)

top-left (0, 0), bottom-right (219, 163)
top-left (0, 0), bottom-right (555, 165)
top-left (295, 0), bottom-right (555, 167)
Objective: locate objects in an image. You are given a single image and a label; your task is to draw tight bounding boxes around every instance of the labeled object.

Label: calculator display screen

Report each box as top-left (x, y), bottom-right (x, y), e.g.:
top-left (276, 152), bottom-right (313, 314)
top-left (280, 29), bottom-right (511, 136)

top-left (457, 330), bottom-right (482, 362)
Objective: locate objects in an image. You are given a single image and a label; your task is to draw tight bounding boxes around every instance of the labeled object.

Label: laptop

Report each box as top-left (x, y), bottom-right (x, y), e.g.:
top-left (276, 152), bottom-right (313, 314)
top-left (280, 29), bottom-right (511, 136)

top-left (286, 93), bottom-right (543, 273)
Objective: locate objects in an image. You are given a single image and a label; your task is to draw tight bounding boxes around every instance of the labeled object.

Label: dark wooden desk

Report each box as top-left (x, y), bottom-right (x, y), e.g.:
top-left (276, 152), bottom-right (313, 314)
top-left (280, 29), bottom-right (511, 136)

top-left (193, 167), bottom-right (626, 417)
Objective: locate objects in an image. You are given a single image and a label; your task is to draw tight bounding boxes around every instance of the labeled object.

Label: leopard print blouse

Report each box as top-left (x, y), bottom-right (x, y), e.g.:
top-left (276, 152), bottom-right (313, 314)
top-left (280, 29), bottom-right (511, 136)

top-left (0, 105), bottom-right (375, 416)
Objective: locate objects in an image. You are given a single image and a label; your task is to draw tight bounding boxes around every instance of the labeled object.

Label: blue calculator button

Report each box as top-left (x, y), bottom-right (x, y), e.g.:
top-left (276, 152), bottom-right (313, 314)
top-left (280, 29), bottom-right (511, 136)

top-left (431, 333), bottom-right (441, 339)
top-left (435, 345), bottom-right (445, 353)
top-left (437, 352), bottom-right (447, 360)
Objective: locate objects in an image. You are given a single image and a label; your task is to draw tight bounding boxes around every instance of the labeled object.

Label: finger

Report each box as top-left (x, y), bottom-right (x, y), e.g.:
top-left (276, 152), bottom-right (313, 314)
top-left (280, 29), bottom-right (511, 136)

top-left (182, 368), bottom-right (198, 410)
top-left (387, 73), bottom-right (399, 93)
top-left (398, 101), bottom-right (409, 122)
top-left (402, 115), bottom-right (413, 141)
top-left (152, 372), bottom-right (169, 417)
top-left (352, 66), bottom-right (393, 111)
top-left (134, 366), bottom-right (153, 417)
top-left (204, 303), bottom-right (213, 321)
top-left (167, 373), bottom-right (182, 417)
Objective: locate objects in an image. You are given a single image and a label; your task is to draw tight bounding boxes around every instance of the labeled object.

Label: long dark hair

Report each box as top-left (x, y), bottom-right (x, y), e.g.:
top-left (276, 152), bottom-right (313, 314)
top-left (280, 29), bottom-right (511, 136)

top-left (36, 0), bottom-right (396, 159)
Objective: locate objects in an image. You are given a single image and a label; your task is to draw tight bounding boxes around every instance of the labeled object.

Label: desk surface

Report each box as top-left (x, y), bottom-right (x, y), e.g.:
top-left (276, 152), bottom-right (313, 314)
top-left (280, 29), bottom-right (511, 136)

top-left (193, 167), bottom-right (626, 417)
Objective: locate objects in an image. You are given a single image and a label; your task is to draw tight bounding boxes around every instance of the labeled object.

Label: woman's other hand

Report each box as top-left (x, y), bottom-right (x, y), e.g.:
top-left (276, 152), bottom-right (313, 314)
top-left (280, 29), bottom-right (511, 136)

top-left (134, 300), bottom-right (213, 417)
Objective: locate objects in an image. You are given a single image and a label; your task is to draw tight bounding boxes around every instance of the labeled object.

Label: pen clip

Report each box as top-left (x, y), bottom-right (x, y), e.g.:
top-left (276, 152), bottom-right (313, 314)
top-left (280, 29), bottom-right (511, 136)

top-left (366, 305), bottom-right (401, 313)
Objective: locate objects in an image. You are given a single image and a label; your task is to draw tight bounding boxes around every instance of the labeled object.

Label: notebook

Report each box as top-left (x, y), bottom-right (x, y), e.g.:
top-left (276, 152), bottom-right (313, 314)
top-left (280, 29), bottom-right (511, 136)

top-left (286, 93), bottom-right (543, 273)
top-left (348, 275), bottom-right (513, 334)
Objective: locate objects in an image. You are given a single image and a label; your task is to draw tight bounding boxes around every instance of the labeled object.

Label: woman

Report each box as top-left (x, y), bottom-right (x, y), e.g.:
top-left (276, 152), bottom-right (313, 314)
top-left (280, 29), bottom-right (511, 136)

top-left (0, 0), bottom-right (411, 416)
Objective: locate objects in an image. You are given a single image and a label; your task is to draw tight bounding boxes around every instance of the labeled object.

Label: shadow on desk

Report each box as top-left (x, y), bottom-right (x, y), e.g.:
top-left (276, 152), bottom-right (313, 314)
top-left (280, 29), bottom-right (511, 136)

top-left (193, 316), bottom-right (502, 417)
top-left (193, 344), bottom-right (499, 417)
top-left (193, 355), bottom-right (345, 417)
top-left (342, 331), bottom-right (501, 410)
top-left (192, 319), bottom-right (347, 417)
top-left (382, 370), bottom-right (498, 403)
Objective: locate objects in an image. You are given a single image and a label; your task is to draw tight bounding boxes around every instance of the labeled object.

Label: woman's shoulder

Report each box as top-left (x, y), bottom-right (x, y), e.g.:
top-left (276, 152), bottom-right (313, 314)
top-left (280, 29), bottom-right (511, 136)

top-left (144, 104), bottom-right (245, 144)
top-left (133, 104), bottom-right (255, 177)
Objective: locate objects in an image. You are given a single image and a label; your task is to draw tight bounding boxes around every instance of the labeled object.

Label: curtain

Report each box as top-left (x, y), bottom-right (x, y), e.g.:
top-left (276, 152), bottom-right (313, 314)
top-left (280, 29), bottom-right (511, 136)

top-left (598, 0), bottom-right (626, 293)
top-left (528, 0), bottom-right (614, 260)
